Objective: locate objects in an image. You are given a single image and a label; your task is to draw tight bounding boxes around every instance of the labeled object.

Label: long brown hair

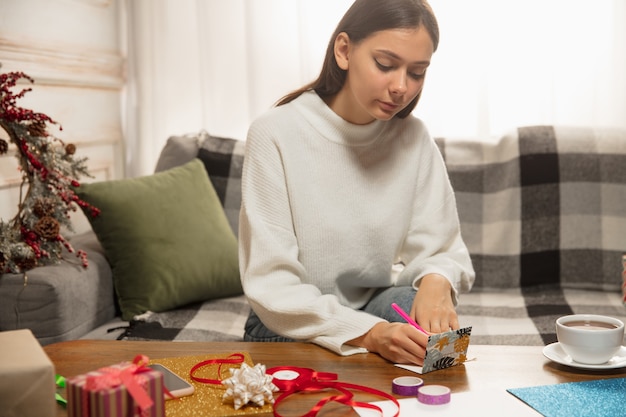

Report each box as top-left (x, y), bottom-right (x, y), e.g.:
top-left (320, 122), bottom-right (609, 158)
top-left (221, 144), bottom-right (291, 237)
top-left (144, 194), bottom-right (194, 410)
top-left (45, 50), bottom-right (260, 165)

top-left (276, 0), bottom-right (439, 119)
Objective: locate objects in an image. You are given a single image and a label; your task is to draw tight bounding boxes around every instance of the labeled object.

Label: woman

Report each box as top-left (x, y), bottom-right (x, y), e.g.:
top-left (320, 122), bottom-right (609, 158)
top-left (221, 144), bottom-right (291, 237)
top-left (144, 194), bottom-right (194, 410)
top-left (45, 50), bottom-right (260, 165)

top-left (239, 0), bottom-right (474, 365)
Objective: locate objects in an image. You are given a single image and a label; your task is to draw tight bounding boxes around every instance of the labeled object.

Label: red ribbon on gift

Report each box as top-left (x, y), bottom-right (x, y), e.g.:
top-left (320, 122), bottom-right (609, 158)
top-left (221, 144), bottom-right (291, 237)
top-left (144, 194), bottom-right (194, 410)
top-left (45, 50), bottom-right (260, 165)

top-left (82, 354), bottom-right (155, 417)
top-left (267, 366), bottom-right (400, 417)
top-left (189, 353), bottom-right (246, 384)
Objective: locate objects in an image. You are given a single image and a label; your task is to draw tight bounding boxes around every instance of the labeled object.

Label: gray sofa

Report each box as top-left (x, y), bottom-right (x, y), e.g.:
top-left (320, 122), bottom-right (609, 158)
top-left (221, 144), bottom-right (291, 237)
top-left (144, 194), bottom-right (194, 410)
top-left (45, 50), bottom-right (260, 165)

top-left (1, 126), bottom-right (625, 346)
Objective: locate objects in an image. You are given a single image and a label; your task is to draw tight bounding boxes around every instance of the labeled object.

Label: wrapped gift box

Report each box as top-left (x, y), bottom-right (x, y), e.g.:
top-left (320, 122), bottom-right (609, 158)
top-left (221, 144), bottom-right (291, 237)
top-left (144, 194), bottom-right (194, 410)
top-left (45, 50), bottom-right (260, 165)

top-left (66, 356), bottom-right (165, 417)
top-left (0, 329), bottom-right (56, 417)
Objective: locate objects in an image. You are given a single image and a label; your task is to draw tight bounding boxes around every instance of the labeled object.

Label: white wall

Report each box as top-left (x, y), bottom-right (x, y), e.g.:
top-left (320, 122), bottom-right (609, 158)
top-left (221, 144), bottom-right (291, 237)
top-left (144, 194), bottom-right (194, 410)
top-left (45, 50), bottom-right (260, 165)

top-left (0, 0), bottom-right (124, 235)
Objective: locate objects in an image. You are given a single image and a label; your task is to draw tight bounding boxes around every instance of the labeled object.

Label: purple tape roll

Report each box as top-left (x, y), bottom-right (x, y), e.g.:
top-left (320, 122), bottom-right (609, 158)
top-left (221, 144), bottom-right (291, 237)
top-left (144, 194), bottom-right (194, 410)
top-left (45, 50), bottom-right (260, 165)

top-left (392, 376), bottom-right (424, 396)
top-left (417, 385), bottom-right (451, 405)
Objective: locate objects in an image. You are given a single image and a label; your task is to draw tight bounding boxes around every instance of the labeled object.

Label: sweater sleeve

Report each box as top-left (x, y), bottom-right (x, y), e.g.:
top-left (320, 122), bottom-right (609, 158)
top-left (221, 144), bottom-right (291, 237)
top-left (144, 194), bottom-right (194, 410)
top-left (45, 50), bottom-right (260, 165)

top-left (396, 133), bottom-right (475, 304)
top-left (238, 119), bottom-right (385, 355)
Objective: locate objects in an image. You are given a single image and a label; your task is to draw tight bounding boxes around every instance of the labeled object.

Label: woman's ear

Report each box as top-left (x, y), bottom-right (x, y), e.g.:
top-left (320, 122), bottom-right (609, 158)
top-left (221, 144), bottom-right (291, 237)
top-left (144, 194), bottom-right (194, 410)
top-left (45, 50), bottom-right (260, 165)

top-left (334, 32), bottom-right (350, 70)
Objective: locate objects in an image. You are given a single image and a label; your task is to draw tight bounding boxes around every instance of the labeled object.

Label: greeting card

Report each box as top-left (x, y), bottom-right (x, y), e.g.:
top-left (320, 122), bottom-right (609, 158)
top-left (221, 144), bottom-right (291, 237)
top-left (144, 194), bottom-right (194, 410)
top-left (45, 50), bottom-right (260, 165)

top-left (395, 326), bottom-right (472, 374)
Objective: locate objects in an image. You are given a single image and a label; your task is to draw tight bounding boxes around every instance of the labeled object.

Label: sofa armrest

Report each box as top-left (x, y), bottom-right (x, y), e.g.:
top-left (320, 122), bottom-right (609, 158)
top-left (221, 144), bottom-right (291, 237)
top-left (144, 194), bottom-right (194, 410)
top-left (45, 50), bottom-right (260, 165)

top-left (0, 231), bottom-right (116, 345)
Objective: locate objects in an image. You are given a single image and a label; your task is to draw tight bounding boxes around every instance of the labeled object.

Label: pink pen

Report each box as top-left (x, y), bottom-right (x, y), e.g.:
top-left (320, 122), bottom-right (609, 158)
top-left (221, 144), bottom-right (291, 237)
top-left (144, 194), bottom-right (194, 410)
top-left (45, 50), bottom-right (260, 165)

top-left (391, 303), bottom-right (428, 335)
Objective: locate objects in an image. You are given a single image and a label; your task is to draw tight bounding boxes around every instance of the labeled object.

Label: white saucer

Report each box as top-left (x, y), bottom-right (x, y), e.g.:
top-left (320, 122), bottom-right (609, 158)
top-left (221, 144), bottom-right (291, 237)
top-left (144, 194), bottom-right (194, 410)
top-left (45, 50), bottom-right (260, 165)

top-left (543, 342), bottom-right (626, 370)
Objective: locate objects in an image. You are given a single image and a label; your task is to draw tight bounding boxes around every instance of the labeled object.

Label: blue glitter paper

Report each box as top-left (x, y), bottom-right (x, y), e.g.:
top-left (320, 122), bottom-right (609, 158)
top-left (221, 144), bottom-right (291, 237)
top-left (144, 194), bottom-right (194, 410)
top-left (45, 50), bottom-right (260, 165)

top-left (507, 377), bottom-right (626, 417)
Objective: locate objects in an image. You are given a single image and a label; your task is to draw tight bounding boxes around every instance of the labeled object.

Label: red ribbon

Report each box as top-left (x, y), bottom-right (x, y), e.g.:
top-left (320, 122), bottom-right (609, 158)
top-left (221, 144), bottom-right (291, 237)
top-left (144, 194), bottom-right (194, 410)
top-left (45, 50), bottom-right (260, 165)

top-left (189, 353), bottom-right (245, 384)
top-left (267, 366), bottom-right (400, 417)
top-left (82, 354), bottom-right (155, 417)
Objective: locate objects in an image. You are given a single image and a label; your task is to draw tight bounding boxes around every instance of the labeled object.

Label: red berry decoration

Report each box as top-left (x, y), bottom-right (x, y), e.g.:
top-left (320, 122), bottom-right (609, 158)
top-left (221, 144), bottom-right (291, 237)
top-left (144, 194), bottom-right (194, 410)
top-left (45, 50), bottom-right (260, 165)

top-left (0, 68), bottom-right (100, 273)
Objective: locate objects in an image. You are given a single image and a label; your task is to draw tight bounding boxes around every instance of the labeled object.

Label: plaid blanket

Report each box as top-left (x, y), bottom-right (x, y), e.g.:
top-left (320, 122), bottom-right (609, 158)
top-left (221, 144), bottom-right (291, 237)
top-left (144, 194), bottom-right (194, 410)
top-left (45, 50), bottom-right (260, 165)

top-left (117, 126), bottom-right (626, 346)
top-left (119, 295), bottom-right (250, 342)
top-left (436, 125), bottom-right (626, 292)
top-left (457, 286), bottom-right (626, 346)
top-left (117, 287), bottom-right (626, 346)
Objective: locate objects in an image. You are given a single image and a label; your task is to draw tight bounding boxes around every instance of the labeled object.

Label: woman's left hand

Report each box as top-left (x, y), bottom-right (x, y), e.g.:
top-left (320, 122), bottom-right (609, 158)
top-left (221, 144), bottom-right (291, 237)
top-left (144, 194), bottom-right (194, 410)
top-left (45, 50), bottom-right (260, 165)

top-left (411, 273), bottom-right (458, 333)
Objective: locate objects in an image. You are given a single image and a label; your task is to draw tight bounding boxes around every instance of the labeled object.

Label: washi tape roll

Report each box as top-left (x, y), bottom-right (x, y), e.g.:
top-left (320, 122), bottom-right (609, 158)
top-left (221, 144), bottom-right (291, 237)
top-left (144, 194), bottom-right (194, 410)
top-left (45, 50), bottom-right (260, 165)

top-left (417, 385), bottom-right (451, 405)
top-left (391, 376), bottom-right (424, 396)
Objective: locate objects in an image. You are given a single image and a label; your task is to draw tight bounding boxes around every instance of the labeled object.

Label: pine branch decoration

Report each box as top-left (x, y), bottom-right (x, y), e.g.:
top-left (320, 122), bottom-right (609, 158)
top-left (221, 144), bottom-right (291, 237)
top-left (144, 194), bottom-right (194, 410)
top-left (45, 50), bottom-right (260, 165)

top-left (0, 69), bottom-right (100, 274)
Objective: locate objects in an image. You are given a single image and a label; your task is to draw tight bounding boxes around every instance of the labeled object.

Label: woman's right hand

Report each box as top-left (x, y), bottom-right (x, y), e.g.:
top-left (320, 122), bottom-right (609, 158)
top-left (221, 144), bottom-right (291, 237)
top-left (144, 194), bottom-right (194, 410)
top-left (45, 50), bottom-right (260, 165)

top-left (349, 322), bottom-right (429, 365)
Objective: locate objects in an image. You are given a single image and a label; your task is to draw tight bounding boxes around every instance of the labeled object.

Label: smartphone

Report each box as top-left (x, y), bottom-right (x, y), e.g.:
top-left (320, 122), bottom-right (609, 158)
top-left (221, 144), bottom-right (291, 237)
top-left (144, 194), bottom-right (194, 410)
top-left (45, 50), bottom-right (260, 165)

top-left (148, 363), bottom-right (195, 399)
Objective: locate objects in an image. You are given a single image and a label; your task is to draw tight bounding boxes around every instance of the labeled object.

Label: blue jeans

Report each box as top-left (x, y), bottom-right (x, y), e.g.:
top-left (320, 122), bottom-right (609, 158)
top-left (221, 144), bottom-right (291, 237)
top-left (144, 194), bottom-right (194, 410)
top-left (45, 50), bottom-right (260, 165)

top-left (243, 286), bottom-right (417, 342)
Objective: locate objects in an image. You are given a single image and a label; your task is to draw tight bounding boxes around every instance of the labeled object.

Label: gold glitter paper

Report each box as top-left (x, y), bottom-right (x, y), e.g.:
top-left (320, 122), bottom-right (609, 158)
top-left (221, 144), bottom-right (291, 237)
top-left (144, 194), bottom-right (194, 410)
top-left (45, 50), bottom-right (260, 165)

top-left (150, 352), bottom-right (273, 417)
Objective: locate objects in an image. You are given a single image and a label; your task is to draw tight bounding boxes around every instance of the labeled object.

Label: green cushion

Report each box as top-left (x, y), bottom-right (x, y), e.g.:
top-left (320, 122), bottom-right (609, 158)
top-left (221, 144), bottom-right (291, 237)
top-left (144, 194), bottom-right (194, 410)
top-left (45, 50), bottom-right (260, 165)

top-left (75, 158), bottom-right (241, 321)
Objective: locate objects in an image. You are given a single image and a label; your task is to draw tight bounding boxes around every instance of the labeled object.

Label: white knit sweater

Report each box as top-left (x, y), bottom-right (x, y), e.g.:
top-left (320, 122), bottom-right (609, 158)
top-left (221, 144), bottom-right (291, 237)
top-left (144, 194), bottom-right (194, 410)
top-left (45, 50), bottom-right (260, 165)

top-left (239, 91), bottom-right (474, 355)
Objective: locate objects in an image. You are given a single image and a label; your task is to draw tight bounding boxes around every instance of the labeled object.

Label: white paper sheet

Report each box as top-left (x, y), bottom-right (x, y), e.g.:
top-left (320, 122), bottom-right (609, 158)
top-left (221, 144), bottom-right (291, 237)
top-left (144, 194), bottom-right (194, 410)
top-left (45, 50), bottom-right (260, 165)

top-left (394, 356), bottom-right (478, 375)
top-left (353, 389), bottom-right (541, 417)
top-left (395, 363), bottom-right (424, 374)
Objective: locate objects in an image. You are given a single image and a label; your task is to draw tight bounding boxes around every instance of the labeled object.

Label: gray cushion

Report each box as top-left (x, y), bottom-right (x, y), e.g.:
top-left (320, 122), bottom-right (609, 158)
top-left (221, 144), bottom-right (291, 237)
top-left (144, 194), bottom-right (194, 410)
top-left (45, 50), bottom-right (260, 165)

top-left (154, 131), bottom-right (206, 173)
top-left (155, 130), bottom-right (245, 236)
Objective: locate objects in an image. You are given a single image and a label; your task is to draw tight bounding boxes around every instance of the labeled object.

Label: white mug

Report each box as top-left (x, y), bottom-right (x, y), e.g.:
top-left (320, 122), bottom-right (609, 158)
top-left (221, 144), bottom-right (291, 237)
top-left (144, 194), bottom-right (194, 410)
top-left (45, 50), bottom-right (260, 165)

top-left (556, 314), bottom-right (625, 365)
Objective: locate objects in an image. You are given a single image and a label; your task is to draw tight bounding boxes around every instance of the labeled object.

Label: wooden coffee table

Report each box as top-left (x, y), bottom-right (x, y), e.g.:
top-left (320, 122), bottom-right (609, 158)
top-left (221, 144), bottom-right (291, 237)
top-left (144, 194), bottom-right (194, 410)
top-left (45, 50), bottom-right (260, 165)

top-left (45, 340), bottom-right (626, 416)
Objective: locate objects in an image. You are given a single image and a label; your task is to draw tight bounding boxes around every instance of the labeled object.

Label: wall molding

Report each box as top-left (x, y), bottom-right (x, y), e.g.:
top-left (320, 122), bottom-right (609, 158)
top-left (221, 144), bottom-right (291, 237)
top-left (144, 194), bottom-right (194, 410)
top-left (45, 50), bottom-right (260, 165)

top-left (0, 134), bottom-right (123, 153)
top-left (0, 174), bottom-right (24, 191)
top-left (0, 161), bottom-right (114, 191)
top-left (0, 36), bottom-right (124, 90)
top-left (68, 0), bottom-right (113, 7)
